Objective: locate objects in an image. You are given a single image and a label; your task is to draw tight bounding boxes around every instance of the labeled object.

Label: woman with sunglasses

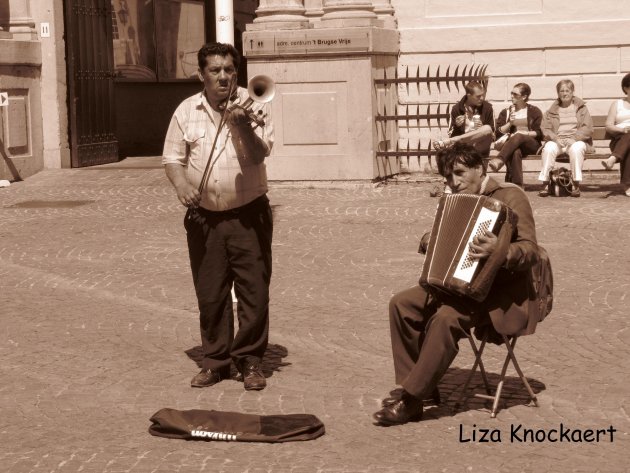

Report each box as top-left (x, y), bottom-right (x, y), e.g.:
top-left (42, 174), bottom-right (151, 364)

top-left (488, 83), bottom-right (543, 187)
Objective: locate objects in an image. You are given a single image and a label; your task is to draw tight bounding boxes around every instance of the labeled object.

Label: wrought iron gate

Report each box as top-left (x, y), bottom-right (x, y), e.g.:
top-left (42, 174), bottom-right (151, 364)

top-left (65, 0), bottom-right (119, 167)
top-left (374, 64), bottom-right (488, 176)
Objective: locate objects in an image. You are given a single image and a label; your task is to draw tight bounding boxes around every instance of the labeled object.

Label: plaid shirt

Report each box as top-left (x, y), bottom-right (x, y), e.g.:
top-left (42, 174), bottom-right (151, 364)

top-left (162, 87), bottom-right (274, 211)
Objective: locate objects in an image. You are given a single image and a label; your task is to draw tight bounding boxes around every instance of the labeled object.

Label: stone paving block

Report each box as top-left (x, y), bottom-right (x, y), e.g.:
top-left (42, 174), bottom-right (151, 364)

top-left (0, 164), bottom-right (628, 472)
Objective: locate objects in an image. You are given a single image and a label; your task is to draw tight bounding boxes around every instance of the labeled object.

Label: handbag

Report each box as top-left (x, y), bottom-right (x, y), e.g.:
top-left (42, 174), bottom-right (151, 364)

top-left (493, 133), bottom-right (511, 151)
top-left (548, 167), bottom-right (575, 197)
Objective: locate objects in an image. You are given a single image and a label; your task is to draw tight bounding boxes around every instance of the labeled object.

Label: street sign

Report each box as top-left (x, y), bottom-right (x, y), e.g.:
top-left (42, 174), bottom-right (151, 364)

top-left (0, 92), bottom-right (8, 107)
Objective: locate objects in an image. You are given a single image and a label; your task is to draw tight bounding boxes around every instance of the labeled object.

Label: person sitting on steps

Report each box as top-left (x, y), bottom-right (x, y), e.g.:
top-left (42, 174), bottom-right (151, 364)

top-left (434, 80), bottom-right (495, 157)
top-left (487, 83), bottom-right (543, 188)
top-left (602, 72), bottom-right (630, 197)
top-left (537, 79), bottom-right (594, 198)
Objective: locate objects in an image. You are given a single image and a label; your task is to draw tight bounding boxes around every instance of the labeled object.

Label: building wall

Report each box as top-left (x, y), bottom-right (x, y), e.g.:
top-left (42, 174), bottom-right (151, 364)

top-left (31, 0), bottom-right (70, 169)
top-left (0, 0), bottom-right (44, 182)
top-left (393, 0), bottom-right (630, 123)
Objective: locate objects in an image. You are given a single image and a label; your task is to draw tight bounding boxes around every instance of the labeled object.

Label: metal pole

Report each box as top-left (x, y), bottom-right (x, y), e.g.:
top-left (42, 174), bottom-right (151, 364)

top-left (215, 0), bottom-right (234, 45)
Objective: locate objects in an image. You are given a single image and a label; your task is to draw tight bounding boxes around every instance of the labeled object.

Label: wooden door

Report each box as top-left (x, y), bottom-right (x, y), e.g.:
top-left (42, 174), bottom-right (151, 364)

top-left (65, 0), bottom-right (118, 167)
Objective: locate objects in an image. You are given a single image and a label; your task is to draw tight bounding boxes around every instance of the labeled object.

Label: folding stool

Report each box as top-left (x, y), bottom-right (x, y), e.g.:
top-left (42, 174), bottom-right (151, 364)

top-left (454, 331), bottom-right (539, 418)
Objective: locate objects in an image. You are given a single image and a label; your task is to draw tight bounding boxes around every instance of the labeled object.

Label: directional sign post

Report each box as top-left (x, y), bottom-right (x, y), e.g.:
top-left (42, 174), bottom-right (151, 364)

top-left (0, 92), bottom-right (8, 107)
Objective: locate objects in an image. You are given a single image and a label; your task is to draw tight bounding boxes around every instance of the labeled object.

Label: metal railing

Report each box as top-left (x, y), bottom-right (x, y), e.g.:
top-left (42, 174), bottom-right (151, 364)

top-left (374, 64), bottom-right (489, 176)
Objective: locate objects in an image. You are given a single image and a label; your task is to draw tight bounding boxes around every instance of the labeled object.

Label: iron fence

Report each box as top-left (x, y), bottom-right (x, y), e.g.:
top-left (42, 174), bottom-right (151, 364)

top-left (374, 64), bottom-right (489, 176)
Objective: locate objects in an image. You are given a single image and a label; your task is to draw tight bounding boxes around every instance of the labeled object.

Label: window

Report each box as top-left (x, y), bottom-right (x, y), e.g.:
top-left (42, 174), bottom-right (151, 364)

top-left (111, 0), bottom-right (205, 81)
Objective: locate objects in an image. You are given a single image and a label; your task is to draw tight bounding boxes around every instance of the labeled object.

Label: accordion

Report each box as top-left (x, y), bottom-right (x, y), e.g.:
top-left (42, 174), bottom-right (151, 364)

top-left (420, 194), bottom-right (517, 302)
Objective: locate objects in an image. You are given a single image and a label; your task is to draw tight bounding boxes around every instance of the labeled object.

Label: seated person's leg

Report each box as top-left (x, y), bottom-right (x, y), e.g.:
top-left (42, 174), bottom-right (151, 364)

top-left (457, 124), bottom-right (493, 146)
top-left (539, 141), bottom-right (560, 183)
top-left (504, 158), bottom-right (513, 183)
top-left (568, 141), bottom-right (587, 186)
top-left (389, 285), bottom-right (435, 385)
top-left (400, 303), bottom-right (479, 400)
top-left (497, 133), bottom-right (527, 162)
top-left (374, 301), bottom-right (481, 426)
top-left (508, 148), bottom-right (524, 186)
top-left (508, 136), bottom-right (539, 187)
top-left (604, 133), bottom-right (630, 169)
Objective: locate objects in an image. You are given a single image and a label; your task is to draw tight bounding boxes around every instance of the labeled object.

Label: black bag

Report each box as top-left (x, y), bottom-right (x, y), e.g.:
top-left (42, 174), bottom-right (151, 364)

top-left (149, 408), bottom-right (325, 443)
top-left (548, 167), bottom-right (575, 197)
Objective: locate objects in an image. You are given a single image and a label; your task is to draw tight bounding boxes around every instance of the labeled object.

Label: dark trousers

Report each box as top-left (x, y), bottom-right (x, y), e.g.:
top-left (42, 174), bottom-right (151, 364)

top-left (611, 133), bottom-right (630, 186)
top-left (184, 195), bottom-right (273, 371)
top-left (389, 285), bottom-right (485, 398)
top-left (497, 134), bottom-right (540, 186)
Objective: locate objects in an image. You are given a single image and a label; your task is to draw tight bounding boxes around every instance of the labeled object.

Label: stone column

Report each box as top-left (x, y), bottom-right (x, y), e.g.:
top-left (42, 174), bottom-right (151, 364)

top-left (0, 4), bottom-right (9, 37)
top-left (248, 0), bottom-right (310, 30)
top-left (304, 0), bottom-right (324, 22)
top-left (6, 0), bottom-right (36, 40)
top-left (317, 0), bottom-right (381, 28)
top-left (371, 0), bottom-right (396, 28)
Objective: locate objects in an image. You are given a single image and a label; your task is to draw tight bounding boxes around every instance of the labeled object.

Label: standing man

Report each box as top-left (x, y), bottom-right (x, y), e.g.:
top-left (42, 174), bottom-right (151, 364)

top-left (373, 142), bottom-right (539, 426)
top-left (162, 42), bottom-right (274, 391)
top-left (435, 81), bottom-right (495, 157)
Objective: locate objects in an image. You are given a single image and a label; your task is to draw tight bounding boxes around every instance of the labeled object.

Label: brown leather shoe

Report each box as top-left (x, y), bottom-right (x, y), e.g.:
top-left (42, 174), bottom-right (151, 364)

top-left (373, 392), bottom-right (423, 426)
top-left (190, 367), bottom-right (230, 388)
top-left (241, 361), bottom-right (266, 391)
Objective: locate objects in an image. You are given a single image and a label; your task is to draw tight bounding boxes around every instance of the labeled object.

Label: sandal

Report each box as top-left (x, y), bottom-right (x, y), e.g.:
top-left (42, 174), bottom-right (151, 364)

top-left (487, 158), bottom-right (504, 173)
top-left (601, 156), bottom-right (617, 171)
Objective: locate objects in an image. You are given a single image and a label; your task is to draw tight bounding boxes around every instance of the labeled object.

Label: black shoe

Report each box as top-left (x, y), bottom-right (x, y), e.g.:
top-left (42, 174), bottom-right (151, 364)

top-left (241, 361), bottom-right (266, 391)
top-left (190, 367), bottom-right (230, 388)
top-left (382, 387), bottom-right (440, 407)
top-left (373, 392), bottom-right (423, 426)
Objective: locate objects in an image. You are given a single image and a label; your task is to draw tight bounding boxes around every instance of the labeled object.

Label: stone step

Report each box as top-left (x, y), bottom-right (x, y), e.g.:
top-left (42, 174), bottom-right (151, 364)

top-left (519, 158), bottom-right (620, 172)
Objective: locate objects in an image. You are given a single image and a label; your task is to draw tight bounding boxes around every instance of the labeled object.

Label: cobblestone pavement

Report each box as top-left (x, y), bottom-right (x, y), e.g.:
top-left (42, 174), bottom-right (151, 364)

top-left (1, 158), bottom-right (629, 472)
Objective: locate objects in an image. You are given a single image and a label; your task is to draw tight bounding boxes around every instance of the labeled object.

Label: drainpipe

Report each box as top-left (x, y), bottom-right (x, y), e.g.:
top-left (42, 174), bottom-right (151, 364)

top-left (215, 0), bottom-right (234, 45)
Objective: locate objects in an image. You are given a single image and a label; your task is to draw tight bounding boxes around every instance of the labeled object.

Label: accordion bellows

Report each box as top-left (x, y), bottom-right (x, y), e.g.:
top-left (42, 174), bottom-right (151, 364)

top-left (420, 194), bottom-right (517, 302)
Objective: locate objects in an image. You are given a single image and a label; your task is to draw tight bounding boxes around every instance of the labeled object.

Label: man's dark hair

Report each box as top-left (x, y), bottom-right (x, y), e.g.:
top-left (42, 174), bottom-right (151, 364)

top-left (436, 142), bottom-right (485, 177)
top-left (197, 42), bottom-right (241, 70)
top-left (464, 80), bottom-right (484, 95)
top-left (621, 72), bottom-right (630, 94)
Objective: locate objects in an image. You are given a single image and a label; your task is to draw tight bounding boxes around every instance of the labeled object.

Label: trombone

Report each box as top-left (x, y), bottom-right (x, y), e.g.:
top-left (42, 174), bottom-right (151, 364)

top-left (198, 75), bottom-right (275, 195)
top-left (227, 74), bottom-right (275, 128)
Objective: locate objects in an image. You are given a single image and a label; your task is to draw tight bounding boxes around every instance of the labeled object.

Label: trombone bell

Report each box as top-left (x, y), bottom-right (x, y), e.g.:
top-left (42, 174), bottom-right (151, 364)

top-left (233, 75), bottom-right (274, 127)
top-left (247, 75), bottom-right (275, 104)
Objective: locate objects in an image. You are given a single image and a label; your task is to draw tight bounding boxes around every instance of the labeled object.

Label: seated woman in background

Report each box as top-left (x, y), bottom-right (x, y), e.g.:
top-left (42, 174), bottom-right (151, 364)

top-left (602, 72), bottom-right (630, 197)
top-left (538, 79), bottom-right (594, 197)
top-left (488, 83), bottom-right (543, 187)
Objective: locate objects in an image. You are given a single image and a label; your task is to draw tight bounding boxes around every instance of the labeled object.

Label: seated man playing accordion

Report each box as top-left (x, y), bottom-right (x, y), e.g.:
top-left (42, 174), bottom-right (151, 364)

top-left (373, 142), bottom-right (539, 426)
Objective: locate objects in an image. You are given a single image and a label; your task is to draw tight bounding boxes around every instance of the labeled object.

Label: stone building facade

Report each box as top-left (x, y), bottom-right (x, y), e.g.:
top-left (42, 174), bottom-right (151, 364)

top-left (1, 0), bottom-right (629, 181)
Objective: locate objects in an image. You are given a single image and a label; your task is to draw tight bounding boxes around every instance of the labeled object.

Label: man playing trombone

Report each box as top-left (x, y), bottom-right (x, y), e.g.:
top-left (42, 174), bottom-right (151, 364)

top-left (162, 42), bottom-right (274, 391)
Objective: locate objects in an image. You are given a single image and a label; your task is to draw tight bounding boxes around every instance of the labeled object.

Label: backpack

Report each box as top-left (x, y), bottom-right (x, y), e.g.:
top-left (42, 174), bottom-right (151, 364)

top-left (530, 245), bottom-right (553, 322)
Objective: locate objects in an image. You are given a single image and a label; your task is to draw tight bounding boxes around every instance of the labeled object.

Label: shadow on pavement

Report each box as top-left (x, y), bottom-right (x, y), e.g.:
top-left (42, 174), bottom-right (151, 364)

top-left (185, 343), bottom-right (291, 379)
top-left (422, 367), bottom-right (546, 420)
